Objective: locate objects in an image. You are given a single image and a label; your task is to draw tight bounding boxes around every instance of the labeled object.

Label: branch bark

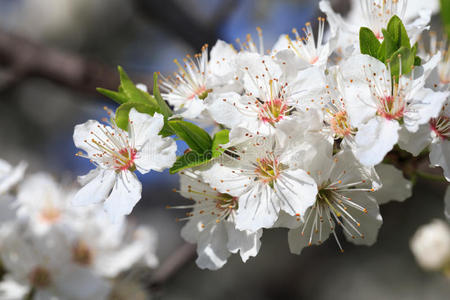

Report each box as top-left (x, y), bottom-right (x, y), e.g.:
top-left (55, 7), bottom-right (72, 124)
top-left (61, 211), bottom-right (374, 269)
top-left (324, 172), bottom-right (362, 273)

top-left (0, 29), bottom-right (134, 95)
top-left (148, 242), bottom-right (196, 291)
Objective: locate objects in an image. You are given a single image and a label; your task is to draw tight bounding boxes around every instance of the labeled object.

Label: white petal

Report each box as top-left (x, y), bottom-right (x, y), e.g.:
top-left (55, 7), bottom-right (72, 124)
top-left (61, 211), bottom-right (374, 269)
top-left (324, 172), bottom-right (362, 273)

top-left (201, 162), bottom-right (253, 197)
top-left (276, 169), bottom-right (317, 217)
top-left (354, 118), bottom-right (400, 166)
top-left (104, 171), bottom-right (142, 223)
top-left (194, 223), bottom-right (230, 270)
top-left (405, 9), bottom-right (431, 44)
top-left (404, 89), bottom-right (449, 132)
top-left (273, 210), bottom-right (304, 229)
top-left (53, 265), bottom-right (111, 300)
top-left (129, 109), bottom-right (165, 148)
top-left (73, 120), bottom-right (109, 158)
top-left (235, 184), bottom-right (280, 232)
top-left (205, 92), bottom-right (255, 129)
top-left (237, 52), bottom-right (282, 98)
top-left (288, 211), bottom-right (332, 254)
top-left (224, 221), bottom-right (262, 262)
top-left (135, 134), bottom-right (177, 173)
top-left (72, 169), bottom-right (116, 206)
top-left (209, 40), bottom-right (237, 79)
top-left (343, 193), bottom-right (382, 246)
top-left (179, 98), bottom-right (206, 120)
top-left (373, 164), bottom-right (412, 204)
top-left (397, 125), bottom-right (432, 156)
top-left (429, 140), bottom-right (450, 181)
top-left (341, 55), bottom-right (382, 127)
top-left (0, 161), bottom-right (27, 195)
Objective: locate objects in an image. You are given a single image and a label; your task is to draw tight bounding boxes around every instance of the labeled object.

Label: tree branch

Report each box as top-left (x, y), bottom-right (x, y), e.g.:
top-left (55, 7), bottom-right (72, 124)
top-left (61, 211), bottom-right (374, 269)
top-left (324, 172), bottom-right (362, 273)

top-left (148, 242), bottom-right (196, 291)
top-left (0, 29), bottom-right (149, 95)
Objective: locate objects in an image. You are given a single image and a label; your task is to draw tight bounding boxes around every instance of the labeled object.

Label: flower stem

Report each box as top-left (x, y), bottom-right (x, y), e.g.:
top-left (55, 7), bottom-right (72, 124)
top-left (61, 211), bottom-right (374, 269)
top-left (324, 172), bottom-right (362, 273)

top-left (415, 171), bottom-right (447, 182)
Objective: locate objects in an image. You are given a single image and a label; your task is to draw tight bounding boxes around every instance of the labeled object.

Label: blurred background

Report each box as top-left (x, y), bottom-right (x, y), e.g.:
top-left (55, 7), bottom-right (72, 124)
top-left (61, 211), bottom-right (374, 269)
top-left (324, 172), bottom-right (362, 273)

top-left (0, 0), bottom-right (448, 299)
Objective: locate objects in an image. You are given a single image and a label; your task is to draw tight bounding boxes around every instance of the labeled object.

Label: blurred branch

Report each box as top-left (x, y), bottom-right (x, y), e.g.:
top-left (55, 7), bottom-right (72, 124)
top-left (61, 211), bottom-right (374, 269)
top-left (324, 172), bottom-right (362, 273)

top-left (148, 242), bottom-right (196, 291)
top-left (134, 0), bottom-right (239, 51)
top-left (0, 28), bottom-right (132, 95)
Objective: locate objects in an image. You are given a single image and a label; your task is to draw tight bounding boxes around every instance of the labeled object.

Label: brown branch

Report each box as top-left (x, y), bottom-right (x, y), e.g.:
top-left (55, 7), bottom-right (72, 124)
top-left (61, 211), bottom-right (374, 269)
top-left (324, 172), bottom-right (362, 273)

top-left (0, 28), bottom-right (150, 95)
top-left (148, 242), bottom-right (196, 291)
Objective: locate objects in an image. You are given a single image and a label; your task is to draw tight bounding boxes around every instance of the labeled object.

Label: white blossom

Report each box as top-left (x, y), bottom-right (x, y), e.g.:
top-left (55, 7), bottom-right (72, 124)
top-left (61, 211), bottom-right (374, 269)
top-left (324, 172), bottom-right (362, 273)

top-left (287, 150), bottom-right (382, 254)
top-left (341, 54), bottom-right (449, 166)
top-left (201, 127), bottom-right (329, 232)
top-left (0, 223), bottom-right (111, 300)
top-left (320, 0), bottom-right (433, 54)
top-left (159, 41), bottom-right (241, 121)
top-left (73, 108), bottom-right (177, 222)
top-left (172, 170), bottom-right (262, 270)
top-left (410, 219), bottom-right (450, 271)
top-left (0, 159), bottom-right (27, 196)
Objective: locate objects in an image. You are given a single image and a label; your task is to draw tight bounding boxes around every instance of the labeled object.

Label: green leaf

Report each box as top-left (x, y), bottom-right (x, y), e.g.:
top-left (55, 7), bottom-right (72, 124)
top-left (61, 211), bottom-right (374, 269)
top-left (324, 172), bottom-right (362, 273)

top-left (386, 15), bottom-right (410, 49)
top-left (388, 47), bottom-right (414, 79)
top-left (440, 0), bottom-right (450, 39)
top-left (169, 152), bottom-right (211, 174)
top-left (377, 29), bottom-right (397, 63)
top-left (153, 73), bottom-right (173, 118)
top-left (96, 88), bottom-right (128, 105)
top-left (117, 66), bottom-right (158, 106)
top-left (115, 102), bottom-right (159, 130)
top-left (414, 56), bottom-right (422, 66)
top-left (411, 42), bottom-right (421, 66)
top-left (211, 129), bottom-right (230, 158)
top-left (360, 27), bottom-right (381, 58)
top-left (168, 120), bottom-right (212, 154)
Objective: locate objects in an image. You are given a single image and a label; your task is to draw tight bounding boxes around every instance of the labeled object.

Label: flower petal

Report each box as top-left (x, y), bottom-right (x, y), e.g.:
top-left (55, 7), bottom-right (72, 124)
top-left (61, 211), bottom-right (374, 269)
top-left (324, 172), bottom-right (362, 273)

top-left (103, 171), bottom-right (142, 223)
top-left (373, 164), bottom-right (412, 204)
top-left (72, 169), bottom-right (116, 206)
top-left (354, 118), bottom-right (400, 166)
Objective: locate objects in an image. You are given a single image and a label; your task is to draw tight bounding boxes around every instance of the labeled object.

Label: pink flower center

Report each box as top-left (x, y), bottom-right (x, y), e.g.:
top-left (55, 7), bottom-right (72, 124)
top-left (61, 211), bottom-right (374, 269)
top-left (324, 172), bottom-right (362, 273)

top-left (375, 31), bottom-right (384, 41)
top-left (430, 115), bottom-right (450, 140)
top-left (330, 111), bottom-right (353, 138)
top-left (39, 205), bottom-right (61, 224)
top-left (377, 95), bottom-right (405, 120)
top-left (115, 148), bottom-right (137, 171)
top-left (188, 86), bottom-right (209, 100)
top-left (310, 56), bottom-right (319, 64)
top-left (259, 98), bottom-right (288, 125)
top-left (215, 193), bottom-right (239, 216)
top-left (255, 158), bottom-right (281, 187)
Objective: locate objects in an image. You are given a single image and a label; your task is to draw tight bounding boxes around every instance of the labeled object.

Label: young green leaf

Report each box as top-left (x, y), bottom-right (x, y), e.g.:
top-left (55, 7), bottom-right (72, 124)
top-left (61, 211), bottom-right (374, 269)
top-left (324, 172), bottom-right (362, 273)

top-left (360, 27), bottom-right (381, 58)
top-left (117, 66), bottom-right (158, 106)
top-left (115, 102), bottom-right (159, 130)
top-left (377, 29), bottom-right (397, 63)
top-left (386, 15), bottom-right (410, 49)
top-left (414, 56), bottom-right (422, 66)
top-left (211, 129), bottom-right (230, 158)
top-left (96, 88), bottom-right (128, 105)
top-left (388, 47), bottom-right (414, 79)
top-left (169, 152), bottom-right (211, 174)
top-left (153, 73), bottom-right (173, 118)
top-left (168, 120), bottom-right (213, 154)
top-left (440, 0), bottom-right (450, 39)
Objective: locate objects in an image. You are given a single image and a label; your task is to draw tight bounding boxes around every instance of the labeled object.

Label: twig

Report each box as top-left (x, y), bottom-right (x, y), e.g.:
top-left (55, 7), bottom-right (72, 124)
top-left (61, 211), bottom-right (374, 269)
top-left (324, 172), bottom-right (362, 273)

top-left (148, 242), bottom-right (196, 291)
top-left (415, 171), bottom-right (447, 182)
top-left (0, 28), bottom-right (150, 95)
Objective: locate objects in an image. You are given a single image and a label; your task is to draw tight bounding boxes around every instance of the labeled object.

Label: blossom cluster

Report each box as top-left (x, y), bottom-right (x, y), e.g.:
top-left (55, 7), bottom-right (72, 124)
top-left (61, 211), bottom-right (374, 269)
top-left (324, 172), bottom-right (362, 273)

top-left (0, 159), bottom-right (157, 299)
top-left (72, 0), bottom-right (449, 271)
